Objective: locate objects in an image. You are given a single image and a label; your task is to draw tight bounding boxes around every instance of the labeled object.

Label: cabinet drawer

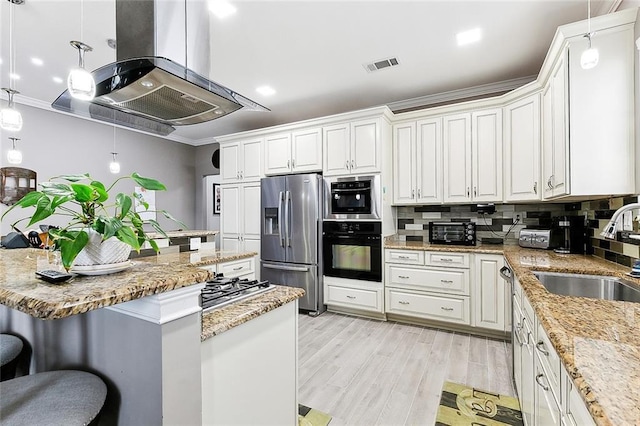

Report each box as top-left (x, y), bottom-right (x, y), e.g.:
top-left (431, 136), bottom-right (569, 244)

top-left (425, 251), bottom-right (470, 268)
top-left (218, 258), bottom-right (255, 278)
top-left (386, 265), bottom-right (470, 295)
top-left (385, 288), bottom-right (470, 325)
top-left (385, 249), bottom-right (425, 265)
top-left (536, 323), bottom-right (560, 402)
top-left (326, 285), bottom-right (382, 312)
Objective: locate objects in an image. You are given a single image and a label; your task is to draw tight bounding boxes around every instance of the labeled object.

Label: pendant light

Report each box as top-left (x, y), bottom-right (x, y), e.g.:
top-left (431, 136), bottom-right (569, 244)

top-left (7, 137), bottom-right (22, 165)
top-left (67, 0), bottom-right (95, 100)
top-left (580, 0), bottom-right (599, 70)
top-left (109, 126), bottom-right (120, 174)
top-left (1, 0), bottom-right (23, 131)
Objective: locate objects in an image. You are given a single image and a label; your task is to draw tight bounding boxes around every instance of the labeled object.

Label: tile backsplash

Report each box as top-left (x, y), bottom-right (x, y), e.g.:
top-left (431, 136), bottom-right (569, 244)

top-left (394, 195), bottom-right (640, 268)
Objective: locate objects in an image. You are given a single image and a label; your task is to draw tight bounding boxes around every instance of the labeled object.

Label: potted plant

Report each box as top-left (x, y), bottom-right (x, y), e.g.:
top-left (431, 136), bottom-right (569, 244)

top-left (1, 172), bottom-right (184, 270)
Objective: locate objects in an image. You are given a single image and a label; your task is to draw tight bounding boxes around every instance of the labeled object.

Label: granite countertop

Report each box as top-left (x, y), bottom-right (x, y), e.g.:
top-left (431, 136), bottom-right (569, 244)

top-left (384, 238), bottom-right (506, 254)
top-left (145, 230), bottom-right (219, 239)
top-left (137, 250), bottom-right (257, 268)
top-left (201, 285), bottom-right (305, 341)
top-left (0, 248), bottom-right (256, 320)
top-left (502, 246), bottom-right (640, 426)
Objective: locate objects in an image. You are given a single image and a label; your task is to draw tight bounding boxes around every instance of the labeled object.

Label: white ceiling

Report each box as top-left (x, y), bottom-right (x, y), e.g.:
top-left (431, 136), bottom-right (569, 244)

top-left (0, 0), bottom-right (619, 145)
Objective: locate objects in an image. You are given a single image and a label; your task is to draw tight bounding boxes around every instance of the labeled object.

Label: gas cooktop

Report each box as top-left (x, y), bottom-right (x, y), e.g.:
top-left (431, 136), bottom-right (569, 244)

top-left (201, 275), bottom-right (275, 312)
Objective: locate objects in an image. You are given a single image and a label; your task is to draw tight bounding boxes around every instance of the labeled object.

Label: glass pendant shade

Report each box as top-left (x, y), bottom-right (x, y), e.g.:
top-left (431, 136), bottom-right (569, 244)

top-left (109, 160), bottom-right (121, 174)
top-left (581, 47), bottom-right (599, 69)
top-left (68, 67), bottom-right (96, 101)
top-left (7, 148), bottom-right (22, 164)
top-left (0, 106), bottom-right (23, 131)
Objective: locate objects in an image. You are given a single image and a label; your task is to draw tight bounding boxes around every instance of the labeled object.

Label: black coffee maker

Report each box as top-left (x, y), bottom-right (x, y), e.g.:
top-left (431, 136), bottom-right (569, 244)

top-left (553, 216), bottom-right (585, 254)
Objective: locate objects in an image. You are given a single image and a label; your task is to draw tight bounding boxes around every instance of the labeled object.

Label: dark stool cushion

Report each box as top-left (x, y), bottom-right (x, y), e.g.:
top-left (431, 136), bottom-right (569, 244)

top-left (0, 370), bottom-right (107, 426)
top-left (0, 335), bottom-right (22, 367)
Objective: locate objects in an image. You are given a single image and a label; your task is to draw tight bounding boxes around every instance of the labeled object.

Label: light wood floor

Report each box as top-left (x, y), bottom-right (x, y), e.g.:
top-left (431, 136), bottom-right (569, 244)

top-left (298, 312), bottom-right (515, 426)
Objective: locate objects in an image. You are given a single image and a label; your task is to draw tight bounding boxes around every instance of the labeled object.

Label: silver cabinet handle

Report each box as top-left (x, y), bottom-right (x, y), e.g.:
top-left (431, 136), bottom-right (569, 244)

top-left (292, 159), bottom-right (295, 168)
top-left (467, 187), bottom-right (470, 197)
top-left (417, 188), bottom-right (421, 198)
top-left (237, 172), bottom-right (240, 179)
top-left (412, 189), bottom-right (415, 199)
top-left (287, 159), bottom-right (290, 169)
top-left (440, 279), bottom-right (454, 284)
top-left (533, 181), bottom-right (537, 194)
top-left (441, 307), bottom-right (454, 311)
top-left (346, 295), bottom-right (356, 299)
top-left (536, 341), bottom-right (549, 356)
top-left (514, 323), bottom-right (524, 346)
top-left (399, 301), bottom-right (410, 305)
top-left (345, 160), bottom-right (349, 170)
top-left (439, 258), bottom-right (453, 262)
top-left (240, 171), bottom-right (243, 179)
top-left (535, 373), bottom-right (550, 391)
top-left (351, 160), bottom-right (355, 170)
top-left (232, 266), bottom-right (244, 271)
top-left (398, 255), bottom-right (410, 259)
top-left (237, 236), bottom-right (241, 241)
top-left (398, 275), bottom-right (410, 279)
top-left (473, 187), bottom-right (477, 197)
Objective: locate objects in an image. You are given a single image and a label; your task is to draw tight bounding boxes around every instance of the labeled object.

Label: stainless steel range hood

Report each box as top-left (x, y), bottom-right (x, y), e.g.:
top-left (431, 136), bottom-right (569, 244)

top-left (52, 0), bottom-right (268, 136)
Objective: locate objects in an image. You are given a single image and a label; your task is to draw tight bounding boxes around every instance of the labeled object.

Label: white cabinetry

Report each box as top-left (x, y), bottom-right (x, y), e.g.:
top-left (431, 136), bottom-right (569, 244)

top-left (264, 128), bottom-right (322, 175)
top-left (443, 110), bottom-right (502, 203)
top-left (220, 139), bottom-right (263, 183)
top-left (324, 276), bottom-right (384, 315)
top-left (473, 254), bottom-right (507, 332)
top-left (323, 119), bottom-right (381, 176)
top-left (504, 93), bottom-right (541, 202)
top-left (220, 183), bottom-right (261, 259)
top-left (392, 118), bottom-right (442, 204)
top-left (561, 368), bottom-right (596, 426)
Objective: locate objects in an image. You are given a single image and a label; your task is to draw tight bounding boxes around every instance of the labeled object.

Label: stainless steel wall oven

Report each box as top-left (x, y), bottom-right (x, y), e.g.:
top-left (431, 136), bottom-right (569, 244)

top-left (322, 221), bottom-right (382, 282)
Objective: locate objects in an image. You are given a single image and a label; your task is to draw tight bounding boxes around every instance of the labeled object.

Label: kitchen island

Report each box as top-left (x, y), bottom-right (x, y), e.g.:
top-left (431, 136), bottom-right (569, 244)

top-left (0, 248), bottom-right (304, 425)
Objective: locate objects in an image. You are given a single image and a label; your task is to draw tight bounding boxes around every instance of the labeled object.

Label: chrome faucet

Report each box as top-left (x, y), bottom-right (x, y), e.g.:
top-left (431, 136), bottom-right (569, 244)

top-left (600, 202), bottom-right (640, 239)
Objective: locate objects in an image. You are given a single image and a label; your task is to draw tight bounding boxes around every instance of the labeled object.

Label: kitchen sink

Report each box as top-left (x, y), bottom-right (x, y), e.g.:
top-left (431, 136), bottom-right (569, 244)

top-left (533, 271), bottom-right (640, 303)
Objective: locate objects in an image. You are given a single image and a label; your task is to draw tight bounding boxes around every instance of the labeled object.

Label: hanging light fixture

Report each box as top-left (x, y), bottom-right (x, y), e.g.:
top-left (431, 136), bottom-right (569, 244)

top-left (1, 0), bottom-right (23, 131)
top-left (7, 137), bottom-right (22, 165)
top-left (67, 41), bottom-right (96, 100)
top-left (580, 0), bottom-right (599, 70)
top-left (109, 126), bottom-right (120, 174)
top-left (67, 0), bottom-right (95, 100)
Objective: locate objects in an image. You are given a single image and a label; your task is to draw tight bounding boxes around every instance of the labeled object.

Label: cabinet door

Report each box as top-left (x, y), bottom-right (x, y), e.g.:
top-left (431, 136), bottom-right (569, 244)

top-left (220, 142), bottom-right (240, 183)
top-left (521, 319), bottom-right (536, 426)
top-left (542, 82), bottom-right (554, 199)
top-left (241, 139), bottom-right (263, 182)
top-left (505, 94), bottom-right (541, 201)
top-left (473, 254), bottom-right (506, 331)
top-left (550, 53), bottom-right (569, 197)
top-left (535, 357), bottom-right (561, 426)
top-left (472, 109), bottom-right (503, 202)
top-left (443, 113), bottom-right (472, 203)
top-left (242, 184), bottom-right (262, 240)
top-left (221, 185), bottom-right (241, 251)
top-left (291, 128), bottom-right (322, 173)
top-left (416, 118), bottom-right (442, 203)
top-left (264, 133), bottom-right (292, 175)
top-left (392, 122), bottom-right (416, 204)
top-left (351, 119), bottom-right (380, 174)
top-left (323, 123), bottom-right (351, 176)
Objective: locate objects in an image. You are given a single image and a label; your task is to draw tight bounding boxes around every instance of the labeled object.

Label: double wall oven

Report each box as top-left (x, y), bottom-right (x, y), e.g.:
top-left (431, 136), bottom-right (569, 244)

top-left (322, 175), bottom-right (383, 283)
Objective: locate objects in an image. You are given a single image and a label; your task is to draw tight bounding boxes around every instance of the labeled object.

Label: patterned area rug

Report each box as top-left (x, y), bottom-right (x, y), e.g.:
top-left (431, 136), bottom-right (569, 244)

top-left (298, 403), bottom-right (332, 426)
top-left (436, 381), bottom-right (523, 426)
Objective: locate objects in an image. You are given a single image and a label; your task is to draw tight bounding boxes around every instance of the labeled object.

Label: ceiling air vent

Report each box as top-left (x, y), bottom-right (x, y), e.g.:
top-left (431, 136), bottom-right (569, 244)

top-left (363, 57), bottom-right (400, 73)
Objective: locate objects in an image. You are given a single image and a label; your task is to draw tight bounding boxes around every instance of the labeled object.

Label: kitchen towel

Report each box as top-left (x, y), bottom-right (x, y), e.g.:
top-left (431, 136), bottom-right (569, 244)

top-left (435, 381), bottom-right (523, 426)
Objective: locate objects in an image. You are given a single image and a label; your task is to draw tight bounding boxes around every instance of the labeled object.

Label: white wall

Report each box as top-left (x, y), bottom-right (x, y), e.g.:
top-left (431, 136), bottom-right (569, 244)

top-left (204, 174), bottom-right (221, 247)
top-left (0, 105), bottom-right (196, 236)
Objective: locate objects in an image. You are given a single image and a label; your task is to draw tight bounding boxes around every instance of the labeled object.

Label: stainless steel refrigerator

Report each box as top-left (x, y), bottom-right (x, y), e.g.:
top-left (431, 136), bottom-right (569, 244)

top-left (260, 173), bottom-right (325, 315)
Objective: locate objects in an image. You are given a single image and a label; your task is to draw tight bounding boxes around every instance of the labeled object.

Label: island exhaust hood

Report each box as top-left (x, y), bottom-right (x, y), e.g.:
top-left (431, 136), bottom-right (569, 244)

top-left (52, 0), bottom-right (268, 136)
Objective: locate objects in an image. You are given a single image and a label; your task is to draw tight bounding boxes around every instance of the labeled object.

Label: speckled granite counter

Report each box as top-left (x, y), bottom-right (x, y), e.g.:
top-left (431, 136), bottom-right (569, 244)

top-left (384, 238), bottom-right (506, 254)
top-left (0, 248), bottom-right (255, 320)
top-left (502, 246), bottom-right (640, 426)
top-left (201, 285), bottom-right (305, 341)
top-left (145, 230), bottom-right (219, 239)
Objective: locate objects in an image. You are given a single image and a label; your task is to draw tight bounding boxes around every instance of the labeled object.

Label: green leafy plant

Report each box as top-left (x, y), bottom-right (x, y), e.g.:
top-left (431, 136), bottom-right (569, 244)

top-left (2, 172), bottom-right (184, 270)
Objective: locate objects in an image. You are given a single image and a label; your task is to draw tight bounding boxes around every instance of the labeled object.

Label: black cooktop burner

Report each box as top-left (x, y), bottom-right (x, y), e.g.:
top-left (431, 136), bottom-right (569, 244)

top-left (201, 275), bottom-right (274, 311)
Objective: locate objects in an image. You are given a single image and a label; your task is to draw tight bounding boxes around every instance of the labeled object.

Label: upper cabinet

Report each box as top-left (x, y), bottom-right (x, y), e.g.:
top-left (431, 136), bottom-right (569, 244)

top-left (504, 93), bottom-right (541, 202)
top-left (264, 127), bottom-right (322, 175)
top-left (323, 118), bottom-right (382, 177)
top-left (220, 138), bottom-right (263, 183)
top-left (442, 109), bottom-right (502, 204)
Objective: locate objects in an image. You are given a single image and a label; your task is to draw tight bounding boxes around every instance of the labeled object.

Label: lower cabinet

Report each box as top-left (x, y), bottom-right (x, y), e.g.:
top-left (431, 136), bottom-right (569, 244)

top-left (386, 287), bottom-right (470, 324)
top-left (198, 256), bottom-right (256, 281)
top-left (324, 276), bottom-right (384, 315)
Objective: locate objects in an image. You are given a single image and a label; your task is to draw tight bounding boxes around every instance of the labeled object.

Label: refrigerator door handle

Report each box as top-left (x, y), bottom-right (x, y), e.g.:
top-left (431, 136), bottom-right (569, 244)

top-left (278, 191), bottom-right (285, 247)
top-left (284, 190), bottom-right (291, 247)
top-left (263, 264), bottom-right (310, 273)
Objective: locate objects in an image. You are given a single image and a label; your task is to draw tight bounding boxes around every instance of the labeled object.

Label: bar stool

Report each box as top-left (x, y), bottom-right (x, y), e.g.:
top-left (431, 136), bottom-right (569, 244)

top-left (0, 370), bottom-right (107, 425)
top-left (0, 334), bottom-right (23, 381)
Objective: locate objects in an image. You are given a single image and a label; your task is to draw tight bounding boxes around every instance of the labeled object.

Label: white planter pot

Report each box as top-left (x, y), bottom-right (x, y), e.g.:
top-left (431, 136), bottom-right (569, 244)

top-left (73, 229), bottom-right (132, 266)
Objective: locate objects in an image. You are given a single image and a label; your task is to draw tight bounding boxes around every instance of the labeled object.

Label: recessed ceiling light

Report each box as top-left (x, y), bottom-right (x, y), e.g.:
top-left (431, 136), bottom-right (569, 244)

top-left (52, 76), bottom-right (63, 84)
top-left (9, 73), bottom-right (20, 80)
top-left (140, 80), bottom-right (154, 88)
top-left (208, 0), bottom-right (236, 19)
top-left (31, 57), bottom-right (44, 66)
top-left (256, 85), bottom-right (276, 96)
top-left (457, 28), bottom-right (482, 46)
